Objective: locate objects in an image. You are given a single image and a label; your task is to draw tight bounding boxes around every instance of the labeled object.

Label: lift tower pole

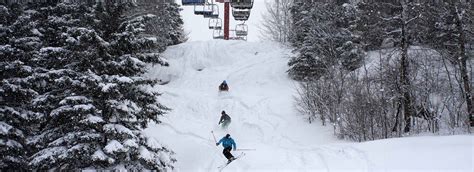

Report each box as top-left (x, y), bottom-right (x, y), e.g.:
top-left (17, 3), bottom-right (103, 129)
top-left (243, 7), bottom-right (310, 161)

top-left (217, 0), bottom-right (230, 40)
top-left (224, 1), bottom-right (230, 40)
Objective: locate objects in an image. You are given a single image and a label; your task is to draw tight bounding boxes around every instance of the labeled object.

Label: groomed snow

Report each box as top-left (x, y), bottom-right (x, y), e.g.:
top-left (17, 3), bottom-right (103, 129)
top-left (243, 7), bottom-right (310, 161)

top-left (145, 40), bottom-right (473, 172)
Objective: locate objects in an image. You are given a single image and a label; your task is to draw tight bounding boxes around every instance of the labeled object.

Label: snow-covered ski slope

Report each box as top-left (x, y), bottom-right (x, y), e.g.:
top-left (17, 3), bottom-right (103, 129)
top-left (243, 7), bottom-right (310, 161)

top-left (145, 40), bottom-right (473, 172)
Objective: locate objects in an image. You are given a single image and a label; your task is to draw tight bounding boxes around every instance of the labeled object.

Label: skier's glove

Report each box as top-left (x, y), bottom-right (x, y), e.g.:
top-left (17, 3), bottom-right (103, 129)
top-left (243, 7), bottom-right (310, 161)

top-left (216, 143), bottom-right (219, 146)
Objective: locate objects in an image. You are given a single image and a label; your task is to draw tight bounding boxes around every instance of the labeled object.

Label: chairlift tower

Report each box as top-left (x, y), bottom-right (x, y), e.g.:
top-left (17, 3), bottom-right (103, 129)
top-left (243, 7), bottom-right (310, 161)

top-left (216, 0), bottom-right (230, 40)
top-left (186, 0), bottom-right (252, 40)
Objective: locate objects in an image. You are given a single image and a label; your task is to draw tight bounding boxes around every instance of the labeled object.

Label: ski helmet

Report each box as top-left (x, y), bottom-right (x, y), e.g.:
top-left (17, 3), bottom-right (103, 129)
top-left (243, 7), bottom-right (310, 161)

top-left (225, 134), bottom-right (230, 138)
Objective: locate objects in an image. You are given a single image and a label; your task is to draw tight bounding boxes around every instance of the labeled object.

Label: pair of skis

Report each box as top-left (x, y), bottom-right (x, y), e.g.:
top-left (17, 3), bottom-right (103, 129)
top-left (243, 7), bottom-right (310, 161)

top-left (217, 152), bottom-right (246, 171)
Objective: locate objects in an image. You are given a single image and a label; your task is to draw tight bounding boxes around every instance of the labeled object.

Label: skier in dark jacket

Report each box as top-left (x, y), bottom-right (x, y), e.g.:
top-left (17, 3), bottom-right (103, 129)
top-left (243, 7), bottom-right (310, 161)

top-left (219, 80), bottom-right (229, 91)
top-left (218, 110), bottom-right (231, 129)
top-left (216, 134), bottom-right (237, 163)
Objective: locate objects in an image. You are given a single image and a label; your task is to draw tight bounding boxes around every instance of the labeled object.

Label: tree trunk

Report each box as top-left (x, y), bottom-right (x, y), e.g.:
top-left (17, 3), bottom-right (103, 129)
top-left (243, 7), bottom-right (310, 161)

top-left (454, 5), bottom-right (473, 127)
top-left (400, 1), bottom-right (414, 133)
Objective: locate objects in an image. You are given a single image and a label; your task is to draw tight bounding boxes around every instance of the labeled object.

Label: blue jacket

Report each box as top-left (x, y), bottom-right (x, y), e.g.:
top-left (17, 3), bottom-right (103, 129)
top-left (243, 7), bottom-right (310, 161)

top-left (217, 137), bottom-right (236, 149)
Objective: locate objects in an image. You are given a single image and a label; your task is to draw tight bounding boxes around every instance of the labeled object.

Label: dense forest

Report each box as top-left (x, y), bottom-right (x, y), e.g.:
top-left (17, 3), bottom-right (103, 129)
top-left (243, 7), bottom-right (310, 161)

top-left (0, 0), bottom-right (184, 170)
top-left (262, 0), bottom-right (473, 141)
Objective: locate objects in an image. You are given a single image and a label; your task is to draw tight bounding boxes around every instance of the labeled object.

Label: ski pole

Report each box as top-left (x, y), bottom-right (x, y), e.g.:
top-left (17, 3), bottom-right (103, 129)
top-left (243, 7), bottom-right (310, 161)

top-left (211, 131), bottom-right (217, 144)
top-left (236, 149), bottom-right (256, 151)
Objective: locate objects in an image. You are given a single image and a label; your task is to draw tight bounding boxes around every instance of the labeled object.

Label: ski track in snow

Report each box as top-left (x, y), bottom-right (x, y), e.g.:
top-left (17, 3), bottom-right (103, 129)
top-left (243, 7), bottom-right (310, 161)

top-left (144, 40), bottom-right (474, 172)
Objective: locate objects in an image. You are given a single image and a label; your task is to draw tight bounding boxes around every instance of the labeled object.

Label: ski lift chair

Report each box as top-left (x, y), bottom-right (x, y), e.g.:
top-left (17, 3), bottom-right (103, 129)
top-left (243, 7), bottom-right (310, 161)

top-left (231, 0), bottom-right (254, 9)
top-left (235, 23), bottom-right (248, 36)
top-left (209, 18), bottom-right (223, 30)
top-left (227, 30), bottom-right (246, 41)
top-left (182, 0), bottom-right (206, 6)
top-left (213, 29), bottom-right (224, 39)
top-left (194, 5), bottom-right (205, 15)
top-left (229, 35), bottom-right (247, 41)
top-left (234, 15), bottom-right (249, 21)
top-left (203, 4), bottom-right (219, 18)
top-left (238, 36), bottom-right (247, 41)
top-left (232, 9), bottom-right (251, 21)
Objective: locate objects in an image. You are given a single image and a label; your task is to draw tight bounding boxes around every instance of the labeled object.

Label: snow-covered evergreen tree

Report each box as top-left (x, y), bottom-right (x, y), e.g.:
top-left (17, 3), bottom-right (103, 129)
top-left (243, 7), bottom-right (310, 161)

top-left (0, 4), bottom-right (44, 170)
top-left (159, 1), bottom-right (186, 46)
top-left (288, 0), bottom-right (312, 48)
top-left (84, 5), bottom-right (175, 169)
top-left (126, 0), bottom-right (186, 52)
top-left (288, 2), bottom-right (363, 81)
top-left (12, 3), bottom-right (176, 170)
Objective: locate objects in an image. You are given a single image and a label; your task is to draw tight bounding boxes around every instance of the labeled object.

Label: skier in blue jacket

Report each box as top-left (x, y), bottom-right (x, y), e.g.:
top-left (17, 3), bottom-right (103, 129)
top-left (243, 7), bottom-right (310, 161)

top-left (216, 134), bottom-right (237, 163)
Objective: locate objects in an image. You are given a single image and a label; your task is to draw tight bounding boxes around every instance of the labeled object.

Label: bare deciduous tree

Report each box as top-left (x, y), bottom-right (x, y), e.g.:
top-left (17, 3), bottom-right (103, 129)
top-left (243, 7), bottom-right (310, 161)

top-left (259, 0), bottom-right (293, 43)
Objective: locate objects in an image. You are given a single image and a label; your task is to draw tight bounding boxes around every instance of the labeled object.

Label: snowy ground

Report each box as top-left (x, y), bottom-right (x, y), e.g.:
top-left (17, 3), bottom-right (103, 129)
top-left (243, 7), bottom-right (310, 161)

top-left (144, 40), bottom-right (473, 172)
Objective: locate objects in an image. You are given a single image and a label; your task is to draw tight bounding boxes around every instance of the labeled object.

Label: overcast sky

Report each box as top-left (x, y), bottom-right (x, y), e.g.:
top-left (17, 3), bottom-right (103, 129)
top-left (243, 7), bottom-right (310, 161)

top-left (179, 0), bottom-right (267, 42)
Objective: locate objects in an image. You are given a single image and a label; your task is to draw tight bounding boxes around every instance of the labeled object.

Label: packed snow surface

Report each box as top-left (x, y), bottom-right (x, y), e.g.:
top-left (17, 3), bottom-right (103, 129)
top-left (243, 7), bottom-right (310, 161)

top-left (145, 40), bottom-right (473, 172)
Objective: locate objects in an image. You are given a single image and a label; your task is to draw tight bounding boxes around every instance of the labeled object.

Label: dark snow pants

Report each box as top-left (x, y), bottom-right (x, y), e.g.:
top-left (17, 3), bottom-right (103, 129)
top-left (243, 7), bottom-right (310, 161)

top-left (223, 147), bottom-right (234, 160)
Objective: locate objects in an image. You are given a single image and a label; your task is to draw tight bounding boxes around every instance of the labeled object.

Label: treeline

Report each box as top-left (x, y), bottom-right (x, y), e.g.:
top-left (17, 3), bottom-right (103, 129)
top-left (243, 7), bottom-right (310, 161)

top-left (0, 0), bottom-right (183, 170)
top-left (286, 0), bottom-right (473, 141)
